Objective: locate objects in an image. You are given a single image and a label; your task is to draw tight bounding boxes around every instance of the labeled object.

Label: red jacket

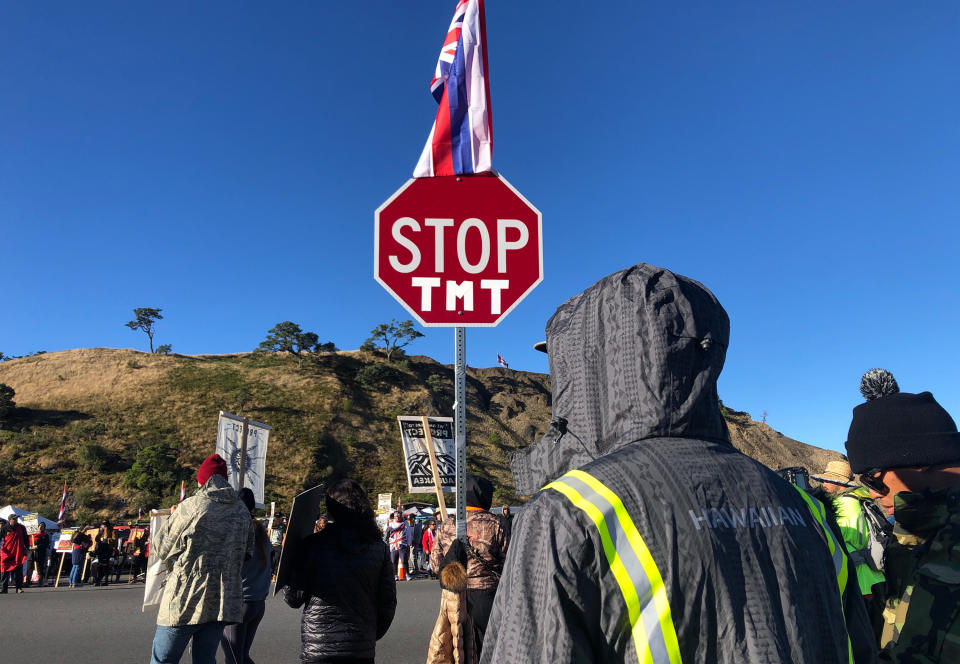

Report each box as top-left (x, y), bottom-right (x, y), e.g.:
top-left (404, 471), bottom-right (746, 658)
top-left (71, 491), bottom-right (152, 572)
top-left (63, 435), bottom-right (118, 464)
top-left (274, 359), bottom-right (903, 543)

top-left (1, 524), bottom-right (29, 572)
top-left (421, 528), bottom-right (435, 554)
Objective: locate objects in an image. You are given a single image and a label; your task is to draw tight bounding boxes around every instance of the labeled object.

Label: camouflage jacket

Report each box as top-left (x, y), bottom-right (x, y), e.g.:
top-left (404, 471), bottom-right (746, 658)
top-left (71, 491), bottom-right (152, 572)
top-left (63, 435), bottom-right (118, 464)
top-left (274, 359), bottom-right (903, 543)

top-left (879, 482), bottom-right (960, 663)
top-left (430, 510), bottom-right (507, 591)
top-left (152, 475), bottom-right (255, 626)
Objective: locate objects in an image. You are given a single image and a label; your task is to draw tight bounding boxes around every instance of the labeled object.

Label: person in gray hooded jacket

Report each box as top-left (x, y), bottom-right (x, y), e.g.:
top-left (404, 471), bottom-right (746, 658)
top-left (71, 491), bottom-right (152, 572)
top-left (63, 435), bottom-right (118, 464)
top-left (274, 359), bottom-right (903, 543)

top-left (481, 264), bottom-right (876, 664)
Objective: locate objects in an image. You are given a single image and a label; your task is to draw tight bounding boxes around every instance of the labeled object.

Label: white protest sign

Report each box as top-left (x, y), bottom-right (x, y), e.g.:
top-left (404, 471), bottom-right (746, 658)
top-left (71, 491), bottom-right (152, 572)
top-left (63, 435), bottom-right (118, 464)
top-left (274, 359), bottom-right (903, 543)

top-left (21, 513), bottom-right (40, 534)
top-left (142, 509), bottom-right (171, 611)
top-left (397, 416), bottom-right (455, 494)
top-left (216, 411), bottom-right (271, 509)
top-left (377, 493), bottom-right (393, 514)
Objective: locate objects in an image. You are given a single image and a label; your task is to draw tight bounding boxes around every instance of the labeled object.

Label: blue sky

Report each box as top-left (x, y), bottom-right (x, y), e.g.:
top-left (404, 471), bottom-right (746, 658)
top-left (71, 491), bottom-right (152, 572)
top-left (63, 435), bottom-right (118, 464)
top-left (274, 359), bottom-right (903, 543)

top-left (2, 2), bottom-right (958, 453)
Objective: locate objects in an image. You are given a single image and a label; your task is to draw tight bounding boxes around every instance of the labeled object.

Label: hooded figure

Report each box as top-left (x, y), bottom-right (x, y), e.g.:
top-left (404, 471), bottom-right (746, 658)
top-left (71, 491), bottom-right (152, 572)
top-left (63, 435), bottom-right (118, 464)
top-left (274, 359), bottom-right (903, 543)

top-left (482, 264), bottom-right (876, 664)
top-left (148, 454), bottom-right (255, 664)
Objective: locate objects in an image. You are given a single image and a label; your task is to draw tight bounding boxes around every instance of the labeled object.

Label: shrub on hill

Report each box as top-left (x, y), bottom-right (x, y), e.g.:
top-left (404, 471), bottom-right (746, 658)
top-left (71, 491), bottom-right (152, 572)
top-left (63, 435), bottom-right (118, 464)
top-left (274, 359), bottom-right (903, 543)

top-left (0, 383), bottom-right (15, 423)
top-left (78, 442), bottom-right (112, 471)
top-left (355, 363), bottom-right (403, 389)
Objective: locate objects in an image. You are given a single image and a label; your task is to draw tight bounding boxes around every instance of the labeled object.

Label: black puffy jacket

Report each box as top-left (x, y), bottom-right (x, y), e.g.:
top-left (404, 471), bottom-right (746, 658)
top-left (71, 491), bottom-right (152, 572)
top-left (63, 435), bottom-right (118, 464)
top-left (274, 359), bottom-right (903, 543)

top-left (283, 527), bottom-right (397, 662)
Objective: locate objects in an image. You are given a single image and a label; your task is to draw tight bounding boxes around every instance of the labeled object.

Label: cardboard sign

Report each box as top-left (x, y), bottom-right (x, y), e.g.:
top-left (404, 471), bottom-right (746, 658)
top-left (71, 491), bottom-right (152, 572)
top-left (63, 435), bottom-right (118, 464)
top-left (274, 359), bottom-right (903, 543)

top-left (377, 493), bottom-right (393, 514)
top-left (397, 416), bottom-right (455, 494)
top-left (142, 509), bottom-right (171, 611)
top-left (273, 484), bottom-right (324, 596)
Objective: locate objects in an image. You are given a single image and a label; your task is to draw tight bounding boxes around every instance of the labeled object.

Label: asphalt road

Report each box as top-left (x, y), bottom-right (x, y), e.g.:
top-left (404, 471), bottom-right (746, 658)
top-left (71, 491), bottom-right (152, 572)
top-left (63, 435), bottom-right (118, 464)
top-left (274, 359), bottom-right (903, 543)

top-left (2, 576), bottom-right (442, 664)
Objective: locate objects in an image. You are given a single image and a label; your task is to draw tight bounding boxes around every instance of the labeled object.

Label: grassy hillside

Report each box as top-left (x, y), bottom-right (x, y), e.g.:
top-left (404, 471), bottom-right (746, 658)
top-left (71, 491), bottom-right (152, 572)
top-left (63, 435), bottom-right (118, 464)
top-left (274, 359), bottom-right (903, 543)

top-left (0, 348), bottom-right (840, 522)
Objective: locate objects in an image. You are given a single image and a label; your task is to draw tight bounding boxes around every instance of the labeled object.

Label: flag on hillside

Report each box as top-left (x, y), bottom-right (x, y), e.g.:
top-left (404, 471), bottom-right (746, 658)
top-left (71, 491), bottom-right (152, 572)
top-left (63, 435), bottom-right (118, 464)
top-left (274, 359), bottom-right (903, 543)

top-left (497, 353), bottom-right (508, 368)
top-left (179, 480), bottom-right (186, 503)
top-left (56, 483), bottom-right (68, 523)
top-left (414, 0), bottom-right (493, 177)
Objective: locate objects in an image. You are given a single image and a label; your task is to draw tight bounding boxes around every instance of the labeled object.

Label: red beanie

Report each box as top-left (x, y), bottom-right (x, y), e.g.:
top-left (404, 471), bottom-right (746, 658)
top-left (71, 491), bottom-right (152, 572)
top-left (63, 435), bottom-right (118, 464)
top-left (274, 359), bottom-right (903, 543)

top-left (197, 454), bottom-right (228, 486)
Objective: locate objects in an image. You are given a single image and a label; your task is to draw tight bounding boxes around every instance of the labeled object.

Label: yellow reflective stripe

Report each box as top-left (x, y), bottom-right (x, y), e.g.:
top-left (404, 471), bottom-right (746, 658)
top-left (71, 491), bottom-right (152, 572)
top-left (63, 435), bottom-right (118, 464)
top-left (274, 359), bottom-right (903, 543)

top-left (545, 479), bottom-right (653, 664)
top-left (793, 487), bottom-right (854, 664)
top-left (566, 470), bottom-right (683, 664)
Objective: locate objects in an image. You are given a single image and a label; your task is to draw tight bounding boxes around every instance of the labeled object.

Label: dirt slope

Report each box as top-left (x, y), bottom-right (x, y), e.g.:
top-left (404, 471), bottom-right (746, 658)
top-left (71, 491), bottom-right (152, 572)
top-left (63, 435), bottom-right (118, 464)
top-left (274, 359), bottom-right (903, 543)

top-left (0, 348), bottom-right (841, 520)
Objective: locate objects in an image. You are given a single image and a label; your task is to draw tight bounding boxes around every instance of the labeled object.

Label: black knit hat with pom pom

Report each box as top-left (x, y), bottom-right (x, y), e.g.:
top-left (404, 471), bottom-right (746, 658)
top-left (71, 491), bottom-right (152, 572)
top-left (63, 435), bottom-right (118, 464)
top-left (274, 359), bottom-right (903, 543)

top-left (845, 372), bottom-right (960, 473)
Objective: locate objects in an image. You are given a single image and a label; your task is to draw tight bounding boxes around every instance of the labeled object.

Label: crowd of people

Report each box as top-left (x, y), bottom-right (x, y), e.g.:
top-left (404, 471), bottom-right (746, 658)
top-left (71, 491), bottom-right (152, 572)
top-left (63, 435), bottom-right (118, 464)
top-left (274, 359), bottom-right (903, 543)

top-left (3, 262), bottom-right (959, 664)
top-left (0, 515), bottom-right (152, 591)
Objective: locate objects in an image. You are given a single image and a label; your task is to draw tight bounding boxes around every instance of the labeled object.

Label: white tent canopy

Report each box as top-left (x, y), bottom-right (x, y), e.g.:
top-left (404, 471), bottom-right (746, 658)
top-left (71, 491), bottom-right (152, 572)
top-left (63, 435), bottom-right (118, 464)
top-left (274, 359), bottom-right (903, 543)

top-left (0, 505), bottom-right (59, 531)
top-left (420, 506), bottom-right (456, 516)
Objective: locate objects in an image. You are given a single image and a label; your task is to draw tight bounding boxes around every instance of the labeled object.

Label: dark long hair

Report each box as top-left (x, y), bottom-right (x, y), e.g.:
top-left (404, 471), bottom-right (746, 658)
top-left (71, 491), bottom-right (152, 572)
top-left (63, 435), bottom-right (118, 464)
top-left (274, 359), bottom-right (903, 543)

top-left (324, 478), bottom-right (381, 546)
top-left (238, 487), bottom-right (270, 570)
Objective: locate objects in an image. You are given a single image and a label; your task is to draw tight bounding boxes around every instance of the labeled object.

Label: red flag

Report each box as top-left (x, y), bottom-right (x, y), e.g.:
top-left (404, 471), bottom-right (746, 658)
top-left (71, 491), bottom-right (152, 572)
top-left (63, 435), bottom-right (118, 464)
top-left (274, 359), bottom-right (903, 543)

top-left (179, 480), bottom-right (186, 502)
top-left (56, 483), bottom-right (68, 523)
top-left (497, 353), bottom-right (509, 368)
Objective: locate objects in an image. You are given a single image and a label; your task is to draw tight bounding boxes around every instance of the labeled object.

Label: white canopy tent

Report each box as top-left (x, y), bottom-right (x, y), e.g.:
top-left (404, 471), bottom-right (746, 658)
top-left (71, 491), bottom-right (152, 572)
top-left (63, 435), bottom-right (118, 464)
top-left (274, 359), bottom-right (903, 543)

top-left (0, 505), bottom-right (59, 531)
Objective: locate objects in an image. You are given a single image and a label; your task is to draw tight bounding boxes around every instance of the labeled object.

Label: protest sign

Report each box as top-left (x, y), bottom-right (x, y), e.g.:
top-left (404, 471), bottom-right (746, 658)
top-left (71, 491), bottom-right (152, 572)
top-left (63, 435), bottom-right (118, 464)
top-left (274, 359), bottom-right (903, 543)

top-left (216, 411), bottom-right (271, 509)
top-left (55, 528), bottom-right (76, 553)
top-left (273, 484), bottom-right (324, 596)
top-left (142, 509), bottom-right (171, 611)
top-left (21, 513), bottom-right (40, 534)
top-left (397, 416), bottom-right (455, 494)
top-left (377, 493), bottom-right (393, 514)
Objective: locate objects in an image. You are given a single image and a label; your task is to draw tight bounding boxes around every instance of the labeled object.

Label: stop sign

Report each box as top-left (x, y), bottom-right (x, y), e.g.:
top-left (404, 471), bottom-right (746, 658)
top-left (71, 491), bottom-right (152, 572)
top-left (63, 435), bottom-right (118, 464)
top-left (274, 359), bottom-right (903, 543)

top-left (374, 174), bottom-right (542, 326)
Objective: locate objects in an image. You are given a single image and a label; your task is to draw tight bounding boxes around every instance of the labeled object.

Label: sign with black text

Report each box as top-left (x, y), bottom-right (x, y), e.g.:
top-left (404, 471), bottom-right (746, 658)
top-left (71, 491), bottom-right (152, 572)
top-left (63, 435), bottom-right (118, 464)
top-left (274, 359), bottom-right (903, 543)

top-left (397, 416), bottom-right (455, 493)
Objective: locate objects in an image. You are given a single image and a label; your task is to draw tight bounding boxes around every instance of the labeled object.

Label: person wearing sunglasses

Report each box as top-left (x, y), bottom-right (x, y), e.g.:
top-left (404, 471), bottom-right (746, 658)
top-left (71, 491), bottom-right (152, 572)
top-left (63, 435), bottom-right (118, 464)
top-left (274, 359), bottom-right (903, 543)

top-left (845, 370), bottom-right (960, 662)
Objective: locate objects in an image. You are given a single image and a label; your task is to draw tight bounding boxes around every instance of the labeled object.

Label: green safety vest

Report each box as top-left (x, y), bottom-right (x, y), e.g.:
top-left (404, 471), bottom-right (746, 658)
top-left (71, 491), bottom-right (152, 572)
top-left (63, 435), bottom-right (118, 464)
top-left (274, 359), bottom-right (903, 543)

top-left (545, 470), bottom-right (855, 664)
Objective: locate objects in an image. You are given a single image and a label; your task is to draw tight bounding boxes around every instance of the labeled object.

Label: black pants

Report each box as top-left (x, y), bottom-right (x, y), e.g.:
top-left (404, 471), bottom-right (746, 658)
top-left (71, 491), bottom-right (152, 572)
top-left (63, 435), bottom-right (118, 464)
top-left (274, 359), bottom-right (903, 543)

top-left (96, 561), bottom-right (111, 585)
top-left (1, 567), bottom-right (24, 592)
top-left (25, 551), bottom-right (46, 586)
top-left (466, 587), bottom-right (498, 655)
top-left (389, 546), bottom-right (409, 576)
top-left (221, 599), bottom-right (266, 664)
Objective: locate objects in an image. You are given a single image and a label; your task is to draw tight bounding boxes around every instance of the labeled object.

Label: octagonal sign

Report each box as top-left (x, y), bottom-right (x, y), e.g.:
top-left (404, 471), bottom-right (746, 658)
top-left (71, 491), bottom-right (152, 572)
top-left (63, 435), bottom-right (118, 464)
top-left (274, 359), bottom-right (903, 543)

top-left (374, 173), bottom-right (542, 327)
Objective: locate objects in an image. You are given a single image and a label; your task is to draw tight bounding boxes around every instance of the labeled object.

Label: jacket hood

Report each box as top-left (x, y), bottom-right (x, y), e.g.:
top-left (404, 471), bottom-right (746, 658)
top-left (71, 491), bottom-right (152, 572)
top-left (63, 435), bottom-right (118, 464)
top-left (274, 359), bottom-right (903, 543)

top-left (198, 473), bottom-right (238, 505)
top-left (510, 263), bottom-right (730, 494)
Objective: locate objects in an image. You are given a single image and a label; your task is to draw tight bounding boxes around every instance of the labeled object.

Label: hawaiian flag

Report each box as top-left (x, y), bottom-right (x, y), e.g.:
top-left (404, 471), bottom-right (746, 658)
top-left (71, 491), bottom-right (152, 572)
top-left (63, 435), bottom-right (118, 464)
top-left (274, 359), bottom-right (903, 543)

top-left (414, 0), bottom-right (493, 177)
top-left (56, 483), bottom-right (67, 523)
top-left (179, 480), bottom-right (186, 503)
top-left (497, 353), bottom-right (508, 368)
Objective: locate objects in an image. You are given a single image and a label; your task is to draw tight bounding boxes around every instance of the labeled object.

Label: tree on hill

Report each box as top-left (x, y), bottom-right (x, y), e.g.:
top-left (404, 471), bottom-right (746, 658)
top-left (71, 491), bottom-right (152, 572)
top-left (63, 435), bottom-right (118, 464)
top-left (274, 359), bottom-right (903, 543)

top-left (364, 318), bottom-right (424, 362)
top-left (0, 383), bottom-right (15, 424)
top-left (258, 321), bottom-right (337, 369)
top-left (125, 307), bottom-right (163, 353)
top-left (123, 442), bottom-right (183, 507)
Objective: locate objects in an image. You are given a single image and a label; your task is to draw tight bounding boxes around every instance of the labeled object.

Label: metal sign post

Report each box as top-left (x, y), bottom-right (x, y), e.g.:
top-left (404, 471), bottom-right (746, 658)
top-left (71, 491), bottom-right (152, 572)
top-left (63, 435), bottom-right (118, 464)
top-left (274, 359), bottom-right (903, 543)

top-left (454, 327), bottom-right (467, 542)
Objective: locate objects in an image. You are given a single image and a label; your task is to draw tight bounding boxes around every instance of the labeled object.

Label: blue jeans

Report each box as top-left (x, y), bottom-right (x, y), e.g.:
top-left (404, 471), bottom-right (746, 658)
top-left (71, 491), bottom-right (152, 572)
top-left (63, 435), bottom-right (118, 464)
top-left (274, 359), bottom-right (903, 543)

top-left (69, 564), bottom-right (82, 585)
top-left (150, 622), bottom-right (226, 664)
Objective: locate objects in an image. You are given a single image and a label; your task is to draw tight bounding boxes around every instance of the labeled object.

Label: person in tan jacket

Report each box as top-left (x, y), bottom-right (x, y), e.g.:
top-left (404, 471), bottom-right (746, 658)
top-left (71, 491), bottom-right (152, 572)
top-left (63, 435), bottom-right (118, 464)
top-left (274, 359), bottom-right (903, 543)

top-left (148, 454), bottom-right (254, 664)
top-left (430, 476), bottom-right (507, 655)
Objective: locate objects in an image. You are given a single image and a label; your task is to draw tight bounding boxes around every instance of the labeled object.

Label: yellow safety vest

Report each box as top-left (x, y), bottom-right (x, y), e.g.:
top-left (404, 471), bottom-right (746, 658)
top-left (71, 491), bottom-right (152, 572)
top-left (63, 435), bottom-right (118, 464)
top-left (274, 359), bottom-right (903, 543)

top-left (545, 470), bottom-right (855, 664)
top-left (792, 487), bottom-right (855, 664)
top-left (545, 469), bottom-right (683, 664)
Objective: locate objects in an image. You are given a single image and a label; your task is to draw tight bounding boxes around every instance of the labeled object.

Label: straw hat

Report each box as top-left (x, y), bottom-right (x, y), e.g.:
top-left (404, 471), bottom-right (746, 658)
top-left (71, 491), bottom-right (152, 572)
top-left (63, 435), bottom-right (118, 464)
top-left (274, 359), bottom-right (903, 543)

top-left (821, 459), bottom-right (853, 483)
